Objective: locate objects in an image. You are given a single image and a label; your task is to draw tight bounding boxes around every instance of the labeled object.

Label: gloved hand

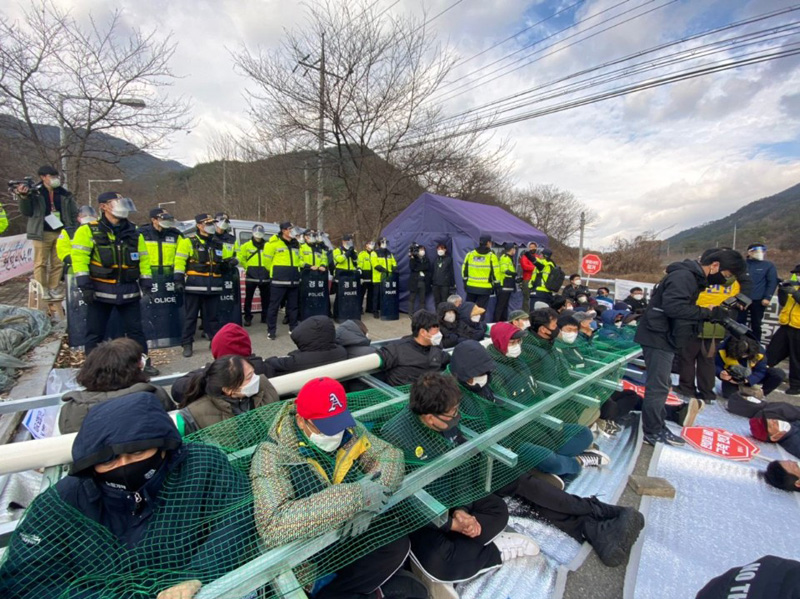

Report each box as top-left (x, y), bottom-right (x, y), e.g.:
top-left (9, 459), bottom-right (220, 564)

top-left (341, 511), bottom-right (376, 537)
top-left (515, 277), bottom-right (523, 286)
top-left (357, 476), bottom-right (392, 513)
top-left (174, 274), bottom-right (185, 295)
top-left (140, 279), bottom-right (153, 301)
top-left (79, 286), bottom-right (95, 304)
top-left (709, 305), bottom-right (730, 323)
top-left (218, 261), bottom-right (231, 274)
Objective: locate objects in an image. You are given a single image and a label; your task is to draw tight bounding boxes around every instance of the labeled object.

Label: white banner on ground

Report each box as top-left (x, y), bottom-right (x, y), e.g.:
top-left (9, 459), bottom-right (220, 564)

top-left (0, 234), bottom-right (34, 284)
top-left (23, 368), bottom-right (79, 439)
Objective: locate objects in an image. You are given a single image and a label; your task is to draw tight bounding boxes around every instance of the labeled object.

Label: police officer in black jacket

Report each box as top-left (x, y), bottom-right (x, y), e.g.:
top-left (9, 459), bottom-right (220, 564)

top-left (634, 248), bottom-right (746, 447)
top-left (408, 243), bottom-right (431, 314)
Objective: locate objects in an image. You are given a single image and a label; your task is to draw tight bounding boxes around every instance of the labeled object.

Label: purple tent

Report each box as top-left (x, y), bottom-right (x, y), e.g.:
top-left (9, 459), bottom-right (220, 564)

top-left (380, 193), bottom-right (548, 314)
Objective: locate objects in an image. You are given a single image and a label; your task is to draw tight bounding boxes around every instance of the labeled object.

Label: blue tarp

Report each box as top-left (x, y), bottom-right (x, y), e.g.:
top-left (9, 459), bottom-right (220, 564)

top-left (381, 193), bottom-right (548, 314)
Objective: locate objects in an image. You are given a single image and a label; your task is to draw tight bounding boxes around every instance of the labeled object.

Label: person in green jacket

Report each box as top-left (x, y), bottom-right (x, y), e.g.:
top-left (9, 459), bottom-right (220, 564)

top-left (493, 242), bottom-right (518, 322)
top-left (0, 202), bottom-right (8, 235)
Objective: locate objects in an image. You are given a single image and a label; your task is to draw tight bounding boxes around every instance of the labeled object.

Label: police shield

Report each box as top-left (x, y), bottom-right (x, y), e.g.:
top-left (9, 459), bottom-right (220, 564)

top-left (336, 270), bottom-right (361, 321)
top-left (300, 268), bottom-right (330, 320)
top-left (217, 268), bottom-right (243, 327)
top-left (380, 271), bottom-right (400, 320)
top-left (65, 273), bottom-right (124, 349)
top-left (141, 272), bottom-right (184, 348)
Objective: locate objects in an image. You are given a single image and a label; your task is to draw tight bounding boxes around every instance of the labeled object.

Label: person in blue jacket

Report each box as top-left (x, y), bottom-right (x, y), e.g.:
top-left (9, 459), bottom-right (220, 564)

top-left (737, 243), bottom-right (778, 343)
top-left (0, 393), bottom-right (257, 599)
top-left (715, 335), bottom-right (785, 399)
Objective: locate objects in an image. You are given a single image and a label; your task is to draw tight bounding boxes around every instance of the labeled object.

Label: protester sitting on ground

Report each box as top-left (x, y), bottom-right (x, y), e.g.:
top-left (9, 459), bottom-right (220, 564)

top-left (746, 402), bottom-right (800, 459)
top-left (437, 301), bottom-right (473, 349)
top-left (563, 274), bottom-right (590, 304)
top-left (380, 372), bottom-right (539, 597)
top-left (715, 335), bottom-right (786, 399)
top-left (550, 294), bottom-right (569, 313)
top-left (59, 338), bottom-right (175, 434)
top-left (453, 337), bottom-right (610, 485)
top-left (446, 293), bottom-right (463, 308)
top-left (0, 393), bottom-right (257, 599)
top-left (378, 309), bottom-right (449, 386)
top-left (335, 319), bottom-right (377, 358)
top-left (623, 287), bottom-right (648, 315)
top-left (695, 555), bottom-right (800, 599)
top-left (508, 309), bottom-right (530, 332)
top-left (266, 315), bottom-right (348, 376)
top-left (764, 460), bottom-right (800, 492)
top-left (171, 323), bottom-right (272, 406)
top-left (597, 309), bottom-right (639, 347)
top-left (456, 300), bottom-right (486, 340)
top-left (595, 287), bottom-right (614, 308)
top-left (250, 377), bottom-right (412, 598)
top-left (176, 355), bottom-right (279, 435)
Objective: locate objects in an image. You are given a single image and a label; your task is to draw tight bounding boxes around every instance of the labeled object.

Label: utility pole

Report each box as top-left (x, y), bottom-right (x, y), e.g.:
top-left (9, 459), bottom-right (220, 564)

top-left (577, 211), bottom-right (586, 274)
top-left (317, 32), bottom-right (325, 231)
top-left (304, 161), bottom-right (311, 227)
top-left (222, 160), bottom-right (227, 205)
top-left (732, 220), bottom-right (737, 250)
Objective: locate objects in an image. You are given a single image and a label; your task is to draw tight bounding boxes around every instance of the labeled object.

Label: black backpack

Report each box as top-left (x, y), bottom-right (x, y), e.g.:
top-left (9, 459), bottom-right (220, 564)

top-left (545, 265), bottom-right (566, 292)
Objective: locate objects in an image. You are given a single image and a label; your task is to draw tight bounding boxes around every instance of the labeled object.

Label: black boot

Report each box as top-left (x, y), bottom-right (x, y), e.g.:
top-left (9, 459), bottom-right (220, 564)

top-left (142, 357), bottom-right (160, 377)
top-left (182, 344), bottom-right (193, 358)
top-left (582, 506), bottom-right (645, 567)
top-left (244, 316), bottom-right (252, 327)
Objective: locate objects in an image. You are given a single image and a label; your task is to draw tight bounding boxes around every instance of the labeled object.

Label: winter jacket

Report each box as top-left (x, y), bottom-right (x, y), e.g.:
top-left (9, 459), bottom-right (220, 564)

top-left (437, 301), bottom-right (471, 349)
top-left (335, 319), bottom-right (377, 358)
top-left (563, 284), bottom-right (590, 303)
top-left (171, 355), bottom-right (272, 407)
top-left (0, 393), bottom-right (257, 599)
top-left (623, 294), bottom-right (647, 315)
top-left (597, 309), bottom-right (638, 347)
top-left (456, 301), bottom-right (487, 341)
top-left (726, 397), bottom-right (800, 457)
top-left (266, 315), bottom-right (347, 376)
top-left (432, 254), bottom-right (455, 288)
top-left (176, 374), bottom-right (280, 435)
top-left (521, 333), bottom-right (572, 387)
top-left (250, 401), bottom-right (404, 548)
top-left (59, 382), bottom-right (175, 434)
top-left (461, 246), bottom-right (500, 295)
top-left (634, 260), bottom-right (711, 351)
top-left (378, 335), bottom-right (449, 387)
top-left (17, 185), bottom-right (78, 240)
top-left (715, 337), bottom-right (769, 387)
top-left (409, 254), bottom-right (431, 291)
top-left (745, 258), bottom-right (779, 302)
top-left (519, 251), bottom-right (536, 282)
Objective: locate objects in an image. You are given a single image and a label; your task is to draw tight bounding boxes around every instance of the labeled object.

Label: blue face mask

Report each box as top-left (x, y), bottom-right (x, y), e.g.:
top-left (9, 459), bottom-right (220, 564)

top-left (589, 321), bottom-right (599, 331)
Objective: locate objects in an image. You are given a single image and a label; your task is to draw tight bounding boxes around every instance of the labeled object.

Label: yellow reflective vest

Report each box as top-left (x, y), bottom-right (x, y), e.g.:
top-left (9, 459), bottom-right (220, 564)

top-left (0, 203), bottom-right (8, 235)
top-left (174, 233), bottom-right (224, 294)
top-left (371, 249), bottom-right (396, 284)
top-left (264, 234), bottom-right (301, 286)
top-left (358, 250), bottom-right (373, 283)
top-left (533, 258), bottom-right (555, 293)
top-left (779, 277), bottom-right (800, 329)
top-left (139, 224), bottom-right (183, 275)
top-left (333, 246), bottom-right (358, 273)
top-left (462, 249), bottom-right (500, 293)
top-left (238, 238), bottom-right (271, 283)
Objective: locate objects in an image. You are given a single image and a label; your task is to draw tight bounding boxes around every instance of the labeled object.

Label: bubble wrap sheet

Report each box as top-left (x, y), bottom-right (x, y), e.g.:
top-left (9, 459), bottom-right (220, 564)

top-left (458, 416), bottom-right (643, 599)
top-left (624, 443), bottom-right (800, 599)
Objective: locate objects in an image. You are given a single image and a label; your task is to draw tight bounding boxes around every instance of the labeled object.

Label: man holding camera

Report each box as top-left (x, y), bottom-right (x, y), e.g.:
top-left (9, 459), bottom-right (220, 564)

top-left (716, 335), bottom-right (785, 399)
top-left (635, 249), bottom-right (747, 446)
top-left (15, 166), bottom-right (78, 300)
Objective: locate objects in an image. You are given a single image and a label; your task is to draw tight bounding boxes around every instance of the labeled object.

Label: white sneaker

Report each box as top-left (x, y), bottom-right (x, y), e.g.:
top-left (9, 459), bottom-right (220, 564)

top-left (576, 448), bottom-right (611, 468)
top-left (494, 532), bottom-right (540, 562)
top-left (49, 289), bottom-right (65, 301)
top-left (410, 561), bottom-right (458, 599)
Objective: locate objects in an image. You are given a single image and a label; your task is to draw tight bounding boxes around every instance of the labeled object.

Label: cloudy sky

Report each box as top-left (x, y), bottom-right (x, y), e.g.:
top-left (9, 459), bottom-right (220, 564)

top-left (9, 0), bottom-right (800, 247)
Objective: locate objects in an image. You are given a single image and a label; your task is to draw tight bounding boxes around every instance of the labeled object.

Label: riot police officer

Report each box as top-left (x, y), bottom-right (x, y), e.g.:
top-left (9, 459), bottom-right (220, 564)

top-left (332, 234), bottom-right (359, 320)
top-left (212, 211), bottom-right (241, 327)
top-left (462, 234), bottom-right (500, 313)
top-left (358, 240), bottom-right (375, 315)
top-left (174, 214), bottom-right (225, 357)
top-left (138, 208), bottom-right (182, 276)
top-left (57, 205), bottom-right (97, 266)
top-left (300, 229), bottom-right (330, 320)
top-left (71, 192), bottom-right (157, 375)
top-left (264, 221), bottom-right (302, 339)
top-left (493, 242), bottom-right (517, 322)
top-left (239, 224), bottom-right (271, 326)
top-left (371, 237), bottom-right (397, 318)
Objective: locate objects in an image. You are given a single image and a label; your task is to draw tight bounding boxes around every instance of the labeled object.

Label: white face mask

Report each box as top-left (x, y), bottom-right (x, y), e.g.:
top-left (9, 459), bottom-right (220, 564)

top-left (472, 374), bottom-right (488, 388)
top-left (202, 224), bottom-right (216, 235)
top-left (380, 243), bottom-right (388, 249)
top-left (238, 374), bottom-right (260, 397)
top-left (366, 244), bottom-right (374, 252)
top-left (49, 177), bottom-right (61, 188)
top-left (418, 249), bottom-right (426, 257)
top-left (310, 430), bottom-right (345, 453)
top-left (253, 232), bottom-right (265, 240)
top-left (437, 249), bottom-right (445, 256)
top-left (573, 279), bottom-right (581, 286)
top-left (632, 294), bottom-right (644, 301)
top-left (79, 216), bottom-right (94, 225)
top-left (506, 343), bottom-right (522, 358)
top-left (615, 321), bottom-right (623, 328)
top-left (778, 420), bottom-right (792, 434)
top-left (577, 296), bottom-right (588, 304)
top-left (429, 331), bottom-right (443, 346)
top-left (521, 319), bottom-right (531, 330)
top-left (444, 312), bottom-right (456, 323)
top-left (751, 250), bottom-right (765, 261)
top-left (471, 314), bottom-right (481, 323)
top-left (560, 331), bottom-right (578, 344)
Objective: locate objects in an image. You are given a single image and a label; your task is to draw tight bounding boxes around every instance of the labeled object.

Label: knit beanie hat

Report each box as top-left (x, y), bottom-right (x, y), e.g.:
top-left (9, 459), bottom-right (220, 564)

top-left (211, 323), bottom-right (252, 359)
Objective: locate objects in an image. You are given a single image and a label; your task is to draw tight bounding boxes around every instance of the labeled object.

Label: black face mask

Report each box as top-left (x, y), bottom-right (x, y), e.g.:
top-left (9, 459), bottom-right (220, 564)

top-left (436, 412), bottom-right (461, 432)
top-left (707, 272), bottom-right (728, 286)
top-left (95, 451), bottom-right (165, 492)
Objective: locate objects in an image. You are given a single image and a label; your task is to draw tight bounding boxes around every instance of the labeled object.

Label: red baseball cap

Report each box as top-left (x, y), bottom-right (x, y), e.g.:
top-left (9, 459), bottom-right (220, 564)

top-left (296, 377), bottom-right (356, 435)
top-left (749, 417), bottom-right (768, 442)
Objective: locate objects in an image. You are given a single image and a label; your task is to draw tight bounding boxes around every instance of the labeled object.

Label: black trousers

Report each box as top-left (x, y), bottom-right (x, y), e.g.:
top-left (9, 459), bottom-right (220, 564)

top-left (641, 345), bottom-right (674, 435)
top-left (316, 536), bottom-right (410, 599)
top-left (85, 300), bottom-right (147, 355)
top-left (267, 285), bottom-right (298, 335)
top-left (738, 301), bottom-right (767, 343)
top-left (465, 293), bottom-right (490, 322)
top-left (497, 472), bottom-right (598, 541)
top-left (677, 337), bottom-right (719, 401)
top-left (182, 293), bottom-right (220, 346)
top-left (529, 291), bottom-right (554, 307)
top-left (408, 280), bottom-right (427, 315)
top-left (243, 281), bottom-right (270, 321)
top-left (493, 291), bottom-right (512, 323)
top-left (767, 325), bottom-right (800, 389)
top-left (359, 280), bottom-right (374, 315)
top-left (433, 285), bottom-right (450, 307)
top-left (599, 390), bottom-right (641, 421)
top-left (409, 494), bottom-right (506, 583)
top-left (721, 367), bottom-right (786, 398)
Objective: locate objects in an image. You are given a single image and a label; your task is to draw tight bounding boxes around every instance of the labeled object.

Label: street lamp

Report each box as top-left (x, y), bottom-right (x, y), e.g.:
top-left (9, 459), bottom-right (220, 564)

top-left (88, 179), bottom-right (123, 205)
top-left (58, 95), bottom-right (147, 187)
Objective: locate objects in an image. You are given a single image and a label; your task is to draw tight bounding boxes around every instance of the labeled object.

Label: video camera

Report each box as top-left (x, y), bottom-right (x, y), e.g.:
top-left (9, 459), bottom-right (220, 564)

top-left (408, 242), bottom-right (422, 257)
top-left (725, 363), bottom-right (752, 384)
top-left (715, 293), bottom-right (753, 338)
top-left (7, 177), bottom-right (35, 192)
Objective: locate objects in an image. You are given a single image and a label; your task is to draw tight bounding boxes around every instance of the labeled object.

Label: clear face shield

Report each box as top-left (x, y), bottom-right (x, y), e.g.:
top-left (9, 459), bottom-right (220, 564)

top-left (290, 226), bottom-right (304, 239)
top-left (78, 206), bottom-right (97, 225)
top-left (252, 226), bottom-right (266, 241)
top-left (106, 197), bottom-right (137, 219)
top-left (157, 213), bottom-right (177, 230)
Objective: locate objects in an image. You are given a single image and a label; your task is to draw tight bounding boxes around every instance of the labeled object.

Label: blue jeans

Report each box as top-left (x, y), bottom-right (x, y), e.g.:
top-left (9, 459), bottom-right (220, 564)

top-left (522, 425), bottom-right (593, 477)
